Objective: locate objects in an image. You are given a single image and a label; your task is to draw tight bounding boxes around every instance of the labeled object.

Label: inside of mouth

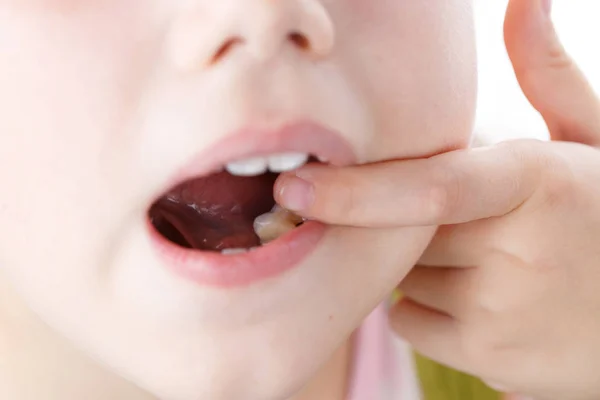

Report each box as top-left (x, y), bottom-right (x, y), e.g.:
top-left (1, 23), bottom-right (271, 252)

top-left (149, 171), bottom-right (278, 251)
top-left (148, 159), bottom-right (314, 252)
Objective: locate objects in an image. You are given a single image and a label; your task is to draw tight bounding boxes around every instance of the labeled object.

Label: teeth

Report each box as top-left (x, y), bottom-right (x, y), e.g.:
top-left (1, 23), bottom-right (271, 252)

top-left (254, 215), bottom-right (296, 245)
top-left (267, 153), bottom-right (309, 173)
top-left (221, 248), bottom-right (248, 255)
top-left (270, 204), bottom-right (304, 225)
top-left (225, 157), bottom-right (268, 176)
top-left (225, 153), bottom-right (310, 176)
top-left (253, 206), bottom-right (303, 244)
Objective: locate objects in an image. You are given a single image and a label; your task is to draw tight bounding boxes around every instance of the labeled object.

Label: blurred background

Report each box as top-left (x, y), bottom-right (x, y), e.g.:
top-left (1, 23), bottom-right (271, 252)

top-left (474, 0), bottom-right (600, 142)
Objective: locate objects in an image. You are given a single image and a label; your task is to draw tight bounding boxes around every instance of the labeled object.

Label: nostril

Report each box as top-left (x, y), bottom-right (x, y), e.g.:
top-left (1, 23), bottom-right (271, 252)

top-left (211, 37), bottom-right (244, 65)
top-left (288, 31), bottom-right (311, 51)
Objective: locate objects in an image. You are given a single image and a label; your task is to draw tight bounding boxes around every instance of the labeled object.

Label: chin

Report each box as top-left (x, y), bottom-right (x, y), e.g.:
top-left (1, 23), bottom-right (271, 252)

top-left (85, 247), bottom-right (361, 400)
top-left (83, 220), bottom-right (432, 400)
top-left (114, 339), bottom-right (325, 400)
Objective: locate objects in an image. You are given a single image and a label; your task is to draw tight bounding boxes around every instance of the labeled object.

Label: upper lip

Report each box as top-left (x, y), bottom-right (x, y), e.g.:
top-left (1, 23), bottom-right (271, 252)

top-left (162, 120), bottom-right (358, 191)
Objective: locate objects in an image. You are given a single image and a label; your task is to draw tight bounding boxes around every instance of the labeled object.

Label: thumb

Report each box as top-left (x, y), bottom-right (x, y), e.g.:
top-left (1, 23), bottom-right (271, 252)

top-left (504, 0), bottom-right (600, 145)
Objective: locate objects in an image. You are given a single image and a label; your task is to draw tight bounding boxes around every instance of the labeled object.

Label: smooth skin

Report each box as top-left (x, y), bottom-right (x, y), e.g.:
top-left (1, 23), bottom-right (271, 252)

top-left (276, 0), bottom-right (600, 399)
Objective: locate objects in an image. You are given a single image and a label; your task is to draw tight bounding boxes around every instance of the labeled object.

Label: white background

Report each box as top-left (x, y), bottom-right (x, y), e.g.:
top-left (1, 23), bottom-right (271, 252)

top-left (474, 0), bottom-right (600, 142)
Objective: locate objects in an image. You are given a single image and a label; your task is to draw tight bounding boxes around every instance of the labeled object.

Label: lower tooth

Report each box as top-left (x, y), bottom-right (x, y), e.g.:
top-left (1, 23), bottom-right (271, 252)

top-left (271, 204), bottom-right (303, 225)
top-left (221, 248), bottom-right (248, 255)
top-left (254, 209), bottom-right (300, 244)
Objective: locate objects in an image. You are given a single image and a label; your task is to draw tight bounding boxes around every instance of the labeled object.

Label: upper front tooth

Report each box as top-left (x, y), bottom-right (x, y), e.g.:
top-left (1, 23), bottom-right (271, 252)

top-left (226, 157), bottom-right (268, 176)
top-left (268, 153), bottom-right (309, 173)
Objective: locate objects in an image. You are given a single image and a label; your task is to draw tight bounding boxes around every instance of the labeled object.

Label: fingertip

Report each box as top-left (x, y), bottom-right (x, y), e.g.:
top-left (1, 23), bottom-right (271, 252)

top-left (389, 297), bottom-right (451, 339)
top-left (274, 173), bottom-right (315, 213)
top-left (504, 0), bottom-right (600, 144)
top-left (504, 0), bottom-right (555, 73)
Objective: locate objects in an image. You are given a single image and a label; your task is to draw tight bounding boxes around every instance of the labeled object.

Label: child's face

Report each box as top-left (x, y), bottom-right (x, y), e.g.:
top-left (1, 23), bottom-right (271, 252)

top-left (0, 1), bottom-right (476, 399)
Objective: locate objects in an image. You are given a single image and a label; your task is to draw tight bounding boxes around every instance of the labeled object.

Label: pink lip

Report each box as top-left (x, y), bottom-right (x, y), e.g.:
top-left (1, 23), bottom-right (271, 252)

top-left (148, 121), bottom-right (356, 288)
top-left (167, 121), bottom-right (358, 190)
top-left (149, 221), bottom-right (326, 287)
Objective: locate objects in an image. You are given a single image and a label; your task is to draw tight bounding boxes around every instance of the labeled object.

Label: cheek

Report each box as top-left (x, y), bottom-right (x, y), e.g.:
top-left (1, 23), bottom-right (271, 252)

top-left (0, 6), bottom-right (155, 276)
top-left (0, 2), bottom-right (157, 138)
top-left (0, 5), bottom-right (156, 185)
top-left (339, 0), bottom-right (477, 160)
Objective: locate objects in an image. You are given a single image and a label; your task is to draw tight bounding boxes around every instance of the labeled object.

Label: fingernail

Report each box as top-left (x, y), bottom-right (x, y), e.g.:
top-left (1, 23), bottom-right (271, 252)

top-left (542, 0), bottom-right (552, 15)
top-left (277, 175), bottom-right (315, 212)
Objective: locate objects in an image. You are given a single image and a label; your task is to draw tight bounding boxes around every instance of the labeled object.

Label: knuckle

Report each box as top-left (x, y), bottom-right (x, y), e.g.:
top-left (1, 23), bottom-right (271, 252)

top-left (502, 140), bottom-right (577, 208)
top-left (476, 289), bottom-right (513, 316)
top-left (468, 274), bottom-right (513, 318)
top-left (500, 138), bottom-right (545, 170)
top-left (541, 176), bottom-right (577, 210)
top-left (426, 166), bottom-right (463, 223)
top-left (325, 173), bottom-right (362, 223)
top-left (546, 43), bottom-right (574, 71)
top-left (500, 138), bottom-right (545, 152)
top-left (534, 149), bottom-right (578, 209)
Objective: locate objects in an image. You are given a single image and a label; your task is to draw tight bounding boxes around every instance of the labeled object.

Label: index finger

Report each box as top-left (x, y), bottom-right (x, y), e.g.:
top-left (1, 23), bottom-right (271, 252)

top-left (274, 140), bottom-right (542, 227)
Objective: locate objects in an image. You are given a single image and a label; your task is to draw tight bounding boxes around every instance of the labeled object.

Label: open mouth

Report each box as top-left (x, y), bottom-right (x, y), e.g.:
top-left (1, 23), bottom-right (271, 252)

top-left (148, 153), bottom-right (317, 254)
top-left (145, 122), bottom-right (356, 287)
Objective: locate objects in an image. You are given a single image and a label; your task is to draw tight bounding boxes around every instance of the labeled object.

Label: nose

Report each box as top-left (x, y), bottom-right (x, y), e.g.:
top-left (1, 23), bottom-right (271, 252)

top-left (169, 0), bottom-right (335, 70)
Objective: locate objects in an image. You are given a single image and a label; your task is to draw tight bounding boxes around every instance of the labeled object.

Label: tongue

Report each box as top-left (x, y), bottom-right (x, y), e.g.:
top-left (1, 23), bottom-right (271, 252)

top-left (150, 171), bottom-right (277, 251)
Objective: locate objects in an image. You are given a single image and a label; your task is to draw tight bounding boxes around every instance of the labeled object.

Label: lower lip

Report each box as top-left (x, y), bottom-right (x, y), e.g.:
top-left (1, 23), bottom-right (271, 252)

top-left (148, 220), bottom-right (326, 288)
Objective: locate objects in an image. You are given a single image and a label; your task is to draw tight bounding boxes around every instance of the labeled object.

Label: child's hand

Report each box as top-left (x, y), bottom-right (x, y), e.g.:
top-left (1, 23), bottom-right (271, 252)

top-left (275, 0), bottom-right (600, 398)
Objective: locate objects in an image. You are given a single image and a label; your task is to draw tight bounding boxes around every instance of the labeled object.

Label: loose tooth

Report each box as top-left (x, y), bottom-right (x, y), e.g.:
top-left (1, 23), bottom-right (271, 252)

top-left (268, 152), bottom-right (309, 173)
top-left (288, 211), bottom-right (304, 225)
top-left (226, 157), bottom-right (268, 176)
top-left (317, 155), bottom-right (329, 163)
top-left (254, 212), bottom-right (297, 244)
top-left (271, 204), bottom-right (303, 225)
top-left (221, 248), bottom-right (248, 255)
